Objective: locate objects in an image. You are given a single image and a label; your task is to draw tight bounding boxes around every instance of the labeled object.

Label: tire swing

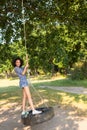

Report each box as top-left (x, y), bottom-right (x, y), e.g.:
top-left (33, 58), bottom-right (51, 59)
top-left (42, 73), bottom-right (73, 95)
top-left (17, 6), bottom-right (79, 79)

top-left (21, 107), bottom-right (54, 126)
top-left (21, 0), bottom-right (54, 126)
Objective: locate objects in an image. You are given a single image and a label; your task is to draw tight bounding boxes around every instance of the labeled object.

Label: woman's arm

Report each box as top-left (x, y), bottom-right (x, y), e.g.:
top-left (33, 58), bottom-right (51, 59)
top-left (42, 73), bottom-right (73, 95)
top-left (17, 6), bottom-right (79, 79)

top-left (22, 54), bottom-right (29, 75)
top-left (22, 63), bottom-right (29, 75)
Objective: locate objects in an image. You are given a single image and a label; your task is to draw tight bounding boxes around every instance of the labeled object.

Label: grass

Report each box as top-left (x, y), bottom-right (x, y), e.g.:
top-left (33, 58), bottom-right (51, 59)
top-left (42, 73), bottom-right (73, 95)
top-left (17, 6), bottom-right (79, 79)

top-left (33, 78), bottom-right (87, 88)
top-left (0, 82), bottom-right (87, 116)
top-left (0, 77), bottom-right (87, 116)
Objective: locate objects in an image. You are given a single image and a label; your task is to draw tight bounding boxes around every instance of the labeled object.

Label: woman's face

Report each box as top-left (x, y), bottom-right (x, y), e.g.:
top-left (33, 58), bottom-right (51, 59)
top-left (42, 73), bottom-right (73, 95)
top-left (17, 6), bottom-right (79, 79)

top-left (15, 60), bottom-right (21, 67)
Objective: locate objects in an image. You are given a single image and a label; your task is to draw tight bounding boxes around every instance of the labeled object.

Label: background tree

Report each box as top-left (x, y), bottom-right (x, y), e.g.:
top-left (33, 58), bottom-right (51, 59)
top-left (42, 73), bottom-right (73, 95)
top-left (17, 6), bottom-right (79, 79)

top-left (0, 0), bottom-right (87, 76)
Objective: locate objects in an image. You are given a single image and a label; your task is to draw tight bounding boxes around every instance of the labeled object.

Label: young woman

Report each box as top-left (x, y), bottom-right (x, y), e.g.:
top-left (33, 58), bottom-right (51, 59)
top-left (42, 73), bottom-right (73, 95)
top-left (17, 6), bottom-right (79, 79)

top-left (12, 57), bottom-right (41, 116)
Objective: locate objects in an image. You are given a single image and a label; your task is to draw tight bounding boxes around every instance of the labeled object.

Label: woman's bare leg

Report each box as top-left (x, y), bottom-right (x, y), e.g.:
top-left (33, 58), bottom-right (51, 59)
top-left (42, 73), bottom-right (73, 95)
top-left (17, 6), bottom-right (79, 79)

top-left (23, 86), bottom-right (35, 111)
top-left (22, 89), bottom-right (27, 112)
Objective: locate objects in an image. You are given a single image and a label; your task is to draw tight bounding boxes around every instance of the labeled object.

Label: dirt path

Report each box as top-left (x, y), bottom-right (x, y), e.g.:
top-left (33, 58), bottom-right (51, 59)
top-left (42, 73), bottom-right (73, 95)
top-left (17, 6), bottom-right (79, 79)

top-left (32, 106), bottom-right (87, 130)
top-left (0, 104), bottom-right (31, 130)
top-left (0, 106), bottom-right (87, 130)
top-left (40, 86), bottom-right (87, 95)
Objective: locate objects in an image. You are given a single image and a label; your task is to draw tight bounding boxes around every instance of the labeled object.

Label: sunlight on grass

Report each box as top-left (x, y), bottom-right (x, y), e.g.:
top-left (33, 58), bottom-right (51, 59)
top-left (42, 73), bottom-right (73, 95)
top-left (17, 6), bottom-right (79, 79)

top-left (56, 91), bottom-right (87, 111)
top-left (38, 89), bottom-right (46, 92)
top-left (8, 96), bottom-right (19, 100)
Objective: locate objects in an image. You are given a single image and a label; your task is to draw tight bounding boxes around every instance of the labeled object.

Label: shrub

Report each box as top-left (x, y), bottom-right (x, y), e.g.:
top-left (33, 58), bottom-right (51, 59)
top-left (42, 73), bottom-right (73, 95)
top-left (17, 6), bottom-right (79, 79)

top-left (70, 61), bottom-right (87, 80)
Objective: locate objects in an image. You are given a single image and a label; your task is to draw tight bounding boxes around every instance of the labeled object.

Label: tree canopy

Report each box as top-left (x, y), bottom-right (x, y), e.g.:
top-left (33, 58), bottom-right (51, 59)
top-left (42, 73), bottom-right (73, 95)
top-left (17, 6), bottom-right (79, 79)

top-left (0, 0), bottom-right (87, 75)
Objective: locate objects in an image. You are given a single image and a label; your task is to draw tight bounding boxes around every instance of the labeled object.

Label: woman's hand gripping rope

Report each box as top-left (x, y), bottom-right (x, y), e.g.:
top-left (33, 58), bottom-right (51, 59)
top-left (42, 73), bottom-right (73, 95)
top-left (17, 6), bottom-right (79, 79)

top-left (25, 54), bottom-right (29, 68)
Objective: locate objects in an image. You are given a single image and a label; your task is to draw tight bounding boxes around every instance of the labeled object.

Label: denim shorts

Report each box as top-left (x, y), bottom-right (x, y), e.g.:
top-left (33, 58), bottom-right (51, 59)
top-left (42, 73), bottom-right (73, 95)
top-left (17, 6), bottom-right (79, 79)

top-left (19, 79), bottom-right (28, 88)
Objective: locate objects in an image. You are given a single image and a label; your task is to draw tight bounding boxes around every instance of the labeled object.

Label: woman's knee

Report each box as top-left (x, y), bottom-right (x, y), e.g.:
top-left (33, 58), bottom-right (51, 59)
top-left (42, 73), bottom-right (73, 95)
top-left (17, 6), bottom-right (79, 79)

top-left (23, 89), bottom-right (27, 98)
top-left (24, 87), bottom-right (31, 99)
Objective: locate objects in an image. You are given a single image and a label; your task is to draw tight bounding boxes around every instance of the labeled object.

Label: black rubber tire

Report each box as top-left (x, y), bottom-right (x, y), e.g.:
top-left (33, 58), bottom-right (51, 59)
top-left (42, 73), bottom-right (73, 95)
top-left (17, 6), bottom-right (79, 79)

top-left (21, 107), bottom-right (54, 126)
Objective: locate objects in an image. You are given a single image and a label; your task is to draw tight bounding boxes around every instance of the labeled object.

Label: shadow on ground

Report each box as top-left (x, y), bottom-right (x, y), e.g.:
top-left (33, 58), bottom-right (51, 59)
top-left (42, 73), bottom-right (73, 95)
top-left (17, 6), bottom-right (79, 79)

top-left (0, 104), bottom-right (31, 130)
top-left (0, 105), bottom-right (86, 130)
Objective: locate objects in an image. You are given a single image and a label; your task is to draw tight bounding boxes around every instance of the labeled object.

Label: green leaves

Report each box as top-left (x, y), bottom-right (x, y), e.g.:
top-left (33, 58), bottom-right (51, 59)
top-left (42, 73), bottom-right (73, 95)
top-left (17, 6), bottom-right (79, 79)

top-left (0, 0), bottom-right (87, 74)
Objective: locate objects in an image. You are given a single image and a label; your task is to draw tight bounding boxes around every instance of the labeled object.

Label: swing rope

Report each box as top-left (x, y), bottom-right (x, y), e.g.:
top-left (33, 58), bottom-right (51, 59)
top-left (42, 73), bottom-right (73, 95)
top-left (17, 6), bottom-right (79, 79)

top-left (22, 0), bottom-right (27, 51)
top-left (21, 0), bottom-right (48, 108)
